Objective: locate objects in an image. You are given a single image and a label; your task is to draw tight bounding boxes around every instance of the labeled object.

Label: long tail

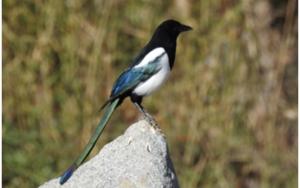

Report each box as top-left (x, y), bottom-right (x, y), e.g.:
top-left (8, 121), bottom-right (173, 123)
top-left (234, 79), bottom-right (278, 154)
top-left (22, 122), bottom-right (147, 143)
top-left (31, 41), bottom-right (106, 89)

top-left (59, 98), bottom-right (120, 185)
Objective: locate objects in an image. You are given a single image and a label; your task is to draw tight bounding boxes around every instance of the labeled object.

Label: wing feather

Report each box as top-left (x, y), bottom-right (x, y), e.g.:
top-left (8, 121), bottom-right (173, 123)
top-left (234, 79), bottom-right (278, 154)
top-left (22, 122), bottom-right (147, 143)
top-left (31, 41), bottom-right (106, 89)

top-left (99, 50), bottom-right (166, 110)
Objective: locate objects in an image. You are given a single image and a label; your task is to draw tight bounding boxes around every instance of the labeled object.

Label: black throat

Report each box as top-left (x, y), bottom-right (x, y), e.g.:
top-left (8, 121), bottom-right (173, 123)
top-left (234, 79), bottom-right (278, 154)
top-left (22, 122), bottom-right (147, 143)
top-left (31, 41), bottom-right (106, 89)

top-left (147, 29), bottom-right (177, 69)
top-left (132, 29), bottom-right (178, 70)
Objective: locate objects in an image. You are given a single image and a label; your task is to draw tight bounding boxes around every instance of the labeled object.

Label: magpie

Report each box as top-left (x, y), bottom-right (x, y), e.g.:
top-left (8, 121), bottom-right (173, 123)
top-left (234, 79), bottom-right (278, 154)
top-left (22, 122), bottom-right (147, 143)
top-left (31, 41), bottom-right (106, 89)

top-left (59, 19), bottom-right (192, 184)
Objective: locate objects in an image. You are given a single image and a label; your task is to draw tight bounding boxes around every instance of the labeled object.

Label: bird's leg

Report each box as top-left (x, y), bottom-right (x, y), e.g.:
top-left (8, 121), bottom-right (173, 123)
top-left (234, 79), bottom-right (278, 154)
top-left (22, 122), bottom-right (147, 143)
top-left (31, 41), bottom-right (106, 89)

top-left (133, 102), bottom-right (157, 126)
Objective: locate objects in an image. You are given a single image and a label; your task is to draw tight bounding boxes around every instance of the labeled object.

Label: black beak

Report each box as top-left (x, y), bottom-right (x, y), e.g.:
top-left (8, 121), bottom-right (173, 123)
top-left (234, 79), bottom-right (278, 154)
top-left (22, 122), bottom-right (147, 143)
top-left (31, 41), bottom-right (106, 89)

top-left (180, 24), bottom-right (192, 32)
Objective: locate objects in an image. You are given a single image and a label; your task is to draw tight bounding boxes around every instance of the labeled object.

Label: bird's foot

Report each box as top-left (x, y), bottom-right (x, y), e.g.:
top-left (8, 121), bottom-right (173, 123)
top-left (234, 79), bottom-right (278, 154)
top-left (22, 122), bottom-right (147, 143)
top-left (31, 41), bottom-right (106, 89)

top-left (143, 112), bottom-right (158, 128)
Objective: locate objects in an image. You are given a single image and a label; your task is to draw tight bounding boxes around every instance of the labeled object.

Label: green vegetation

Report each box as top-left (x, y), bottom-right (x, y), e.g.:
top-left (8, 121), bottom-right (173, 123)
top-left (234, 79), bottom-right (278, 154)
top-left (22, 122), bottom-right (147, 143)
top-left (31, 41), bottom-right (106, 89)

top-left (3, 0), bottom-right (297, 187)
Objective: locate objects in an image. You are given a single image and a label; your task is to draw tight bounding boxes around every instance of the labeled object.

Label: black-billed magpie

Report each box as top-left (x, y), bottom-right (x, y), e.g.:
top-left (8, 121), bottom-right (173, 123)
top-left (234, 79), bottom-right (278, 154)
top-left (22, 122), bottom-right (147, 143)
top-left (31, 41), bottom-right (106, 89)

top-left (60, 19), bottom-right (192, 184)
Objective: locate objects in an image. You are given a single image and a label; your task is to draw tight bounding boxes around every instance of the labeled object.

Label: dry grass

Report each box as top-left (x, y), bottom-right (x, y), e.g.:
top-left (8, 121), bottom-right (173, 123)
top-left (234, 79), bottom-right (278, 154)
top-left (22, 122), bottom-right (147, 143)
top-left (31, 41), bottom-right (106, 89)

top-left (3, 0), bottom-right (297, 187)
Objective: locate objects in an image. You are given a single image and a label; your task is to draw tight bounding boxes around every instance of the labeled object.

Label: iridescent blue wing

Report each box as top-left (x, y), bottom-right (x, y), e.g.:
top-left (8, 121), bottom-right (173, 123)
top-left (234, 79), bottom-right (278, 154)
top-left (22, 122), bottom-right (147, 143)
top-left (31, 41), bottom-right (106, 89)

top-left (99, 50), bottom-right (166, 110)
top-left (111, 63), bottom-right (160, 98)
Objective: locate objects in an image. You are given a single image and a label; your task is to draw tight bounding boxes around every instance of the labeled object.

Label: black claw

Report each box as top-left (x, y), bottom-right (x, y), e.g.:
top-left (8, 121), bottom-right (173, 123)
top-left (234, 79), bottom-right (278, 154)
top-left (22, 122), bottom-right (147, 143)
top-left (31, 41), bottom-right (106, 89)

top-left (133, 102), bottom-right (158, 126)
top-left (143, 113), bottom-right (157, 127)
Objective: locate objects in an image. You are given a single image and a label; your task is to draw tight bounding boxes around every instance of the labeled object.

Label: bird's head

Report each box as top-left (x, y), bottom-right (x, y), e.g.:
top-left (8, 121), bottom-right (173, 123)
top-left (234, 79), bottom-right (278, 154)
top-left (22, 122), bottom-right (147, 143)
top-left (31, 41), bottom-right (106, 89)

top-left (154, 19), bottom-right (192, 40)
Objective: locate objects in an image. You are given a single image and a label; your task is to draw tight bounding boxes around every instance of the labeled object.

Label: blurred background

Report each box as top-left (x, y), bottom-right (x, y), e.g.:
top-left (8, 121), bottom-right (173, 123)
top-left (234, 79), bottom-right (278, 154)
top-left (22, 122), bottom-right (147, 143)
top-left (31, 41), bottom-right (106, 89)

top-left (3, 0), bottom-right (297, 187)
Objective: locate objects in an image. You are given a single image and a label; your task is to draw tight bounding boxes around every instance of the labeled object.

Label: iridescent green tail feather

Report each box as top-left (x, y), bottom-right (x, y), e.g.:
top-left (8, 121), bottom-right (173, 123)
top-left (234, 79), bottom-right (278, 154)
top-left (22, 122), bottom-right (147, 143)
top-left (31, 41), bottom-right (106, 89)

top-left (59, 99), bottom-right (120, 184)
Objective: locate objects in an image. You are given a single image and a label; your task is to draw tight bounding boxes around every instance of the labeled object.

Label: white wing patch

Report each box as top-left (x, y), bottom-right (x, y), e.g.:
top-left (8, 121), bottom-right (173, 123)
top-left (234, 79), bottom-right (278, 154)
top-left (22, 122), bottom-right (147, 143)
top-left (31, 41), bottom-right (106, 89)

top-left (133, 48), bottom-right (170, 96)
top-left (134, 47), bottom-right (166, 68)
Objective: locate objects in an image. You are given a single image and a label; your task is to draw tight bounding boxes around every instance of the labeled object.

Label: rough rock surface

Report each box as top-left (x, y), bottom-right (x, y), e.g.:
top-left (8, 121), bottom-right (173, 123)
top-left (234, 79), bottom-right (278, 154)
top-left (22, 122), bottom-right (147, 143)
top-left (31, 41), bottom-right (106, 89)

top-left (40, 120), bottom-right (179, 188)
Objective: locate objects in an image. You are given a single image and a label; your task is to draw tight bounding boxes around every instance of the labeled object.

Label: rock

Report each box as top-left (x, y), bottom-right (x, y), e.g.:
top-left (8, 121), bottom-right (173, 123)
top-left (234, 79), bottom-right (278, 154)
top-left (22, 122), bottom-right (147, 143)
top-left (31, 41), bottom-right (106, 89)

top-left (39, 120), bottom-right (179, 188)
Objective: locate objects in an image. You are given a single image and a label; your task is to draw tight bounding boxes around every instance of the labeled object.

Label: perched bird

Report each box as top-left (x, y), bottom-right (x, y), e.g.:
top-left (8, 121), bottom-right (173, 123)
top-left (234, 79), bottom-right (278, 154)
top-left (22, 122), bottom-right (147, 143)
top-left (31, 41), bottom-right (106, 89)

top-left (59, 19), bottom-right (192, 184)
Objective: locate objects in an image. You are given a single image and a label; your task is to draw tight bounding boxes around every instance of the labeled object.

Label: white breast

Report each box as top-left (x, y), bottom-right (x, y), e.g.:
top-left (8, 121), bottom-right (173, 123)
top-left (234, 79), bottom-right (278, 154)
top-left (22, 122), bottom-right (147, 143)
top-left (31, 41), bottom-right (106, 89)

top-left (133, 47), bottom-right (170, 96)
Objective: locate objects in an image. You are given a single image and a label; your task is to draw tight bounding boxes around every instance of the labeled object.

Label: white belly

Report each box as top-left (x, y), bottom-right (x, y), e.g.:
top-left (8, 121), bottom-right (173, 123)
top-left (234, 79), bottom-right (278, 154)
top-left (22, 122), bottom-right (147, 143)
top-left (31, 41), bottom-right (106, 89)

top-left (133, 52), bottom-right (170, 96)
